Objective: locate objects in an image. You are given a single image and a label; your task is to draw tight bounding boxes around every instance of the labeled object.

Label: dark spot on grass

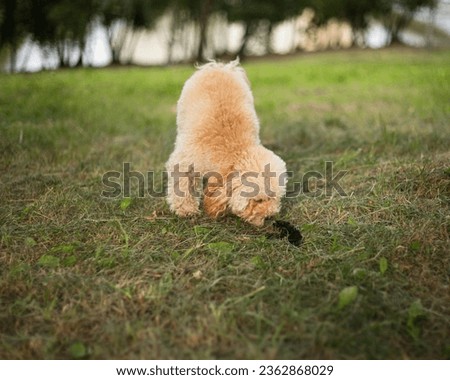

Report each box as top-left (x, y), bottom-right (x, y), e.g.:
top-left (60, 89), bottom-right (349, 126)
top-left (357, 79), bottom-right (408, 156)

top-left (268, 220), bottom-right (303, 246)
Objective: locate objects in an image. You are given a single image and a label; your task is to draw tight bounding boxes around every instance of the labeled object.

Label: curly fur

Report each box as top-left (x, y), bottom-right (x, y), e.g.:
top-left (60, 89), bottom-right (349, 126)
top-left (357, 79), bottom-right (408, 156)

top-left (166, 59), bottom-right (287, 226)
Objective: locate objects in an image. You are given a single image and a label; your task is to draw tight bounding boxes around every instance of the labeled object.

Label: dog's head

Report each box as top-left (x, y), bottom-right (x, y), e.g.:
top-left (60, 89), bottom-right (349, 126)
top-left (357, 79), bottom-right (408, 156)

top-left (228, 147), bottom-right (287, 226)
top-left (233, 193), bottom-right (282, 227)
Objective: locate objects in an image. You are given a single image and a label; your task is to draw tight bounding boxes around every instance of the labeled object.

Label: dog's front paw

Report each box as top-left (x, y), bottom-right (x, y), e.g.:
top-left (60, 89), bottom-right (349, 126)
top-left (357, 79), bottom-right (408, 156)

top-left (243, 215), bottom-right (266, 227)
top-left (170, 198), bottom-right (200, 217)
top-left (174, 207), bottom-right (200, 218)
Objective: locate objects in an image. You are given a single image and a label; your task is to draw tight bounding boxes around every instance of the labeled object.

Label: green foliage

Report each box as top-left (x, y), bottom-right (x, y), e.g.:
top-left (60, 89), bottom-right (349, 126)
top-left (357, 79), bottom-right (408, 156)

top-left (381, 0), bottom-right (438, 43)
top-left (38, 255), bottom-right (60, 268)
top-left (24, 237), bottom-right (37, 247)
top-left (0, 0), bottom-right (440, 70)
top-left (379, 257), bottom-right (388, 275)
top-left (193, 226), bottom-right (212, 235)
top-left (338, 286), bottom-right (358, 309)
top-left (223, 0), bottom-right (307, 24)
top-left (207, 241), bottom-right (235, 253)
top-left (120, 197), bottom-right (133, 211)
top-left (68, 342), bottom-right (88, 359)
top-left (407, 300), bottom-right (426, 339)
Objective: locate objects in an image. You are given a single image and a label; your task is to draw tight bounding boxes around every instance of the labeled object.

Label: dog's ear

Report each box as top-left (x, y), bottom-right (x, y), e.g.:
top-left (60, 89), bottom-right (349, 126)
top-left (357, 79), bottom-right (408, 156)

top-left (240, 197), bottom-right (270, 227)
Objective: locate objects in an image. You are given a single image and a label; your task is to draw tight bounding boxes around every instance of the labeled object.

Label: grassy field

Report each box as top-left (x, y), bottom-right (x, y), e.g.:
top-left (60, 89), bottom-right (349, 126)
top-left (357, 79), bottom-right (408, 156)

top-left (0, 48), bottom-right (449, 359)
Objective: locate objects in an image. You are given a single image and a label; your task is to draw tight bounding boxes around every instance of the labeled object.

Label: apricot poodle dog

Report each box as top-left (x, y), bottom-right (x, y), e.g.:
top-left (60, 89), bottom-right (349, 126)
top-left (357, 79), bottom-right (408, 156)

top-left (166, 60), bottom-right (286, 226)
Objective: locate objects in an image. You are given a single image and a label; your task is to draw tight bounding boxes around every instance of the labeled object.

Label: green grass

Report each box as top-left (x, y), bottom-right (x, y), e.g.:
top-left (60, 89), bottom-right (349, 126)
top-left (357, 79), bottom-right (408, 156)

top-left (1, 48), bottom-right (449, 359)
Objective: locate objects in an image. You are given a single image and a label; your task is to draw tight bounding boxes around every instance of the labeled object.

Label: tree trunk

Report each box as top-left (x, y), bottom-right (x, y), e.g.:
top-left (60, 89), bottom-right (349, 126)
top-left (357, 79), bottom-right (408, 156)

top-left (75, 40), bottom-right (85, 67)
top-left (352, 29), bottom-right (366, 47)
top-left (19, 40), bottom-right (34, 72)
top-left (167, 9), bottom-right (180, 65)
top-left (236, 22), bottom-right (254, 58)
top-left (9, 44), bottom-right (17, 73)
top-left (125, 30), bottom-right (142, 65)
top-left (56, 42), bottom-right (66, 68)
top-left (196, 0), bottom-right (212, 62)
top-left (107, 22), bottom-right (128, 65)
top-left (265, 22), bottom-right (273, 54)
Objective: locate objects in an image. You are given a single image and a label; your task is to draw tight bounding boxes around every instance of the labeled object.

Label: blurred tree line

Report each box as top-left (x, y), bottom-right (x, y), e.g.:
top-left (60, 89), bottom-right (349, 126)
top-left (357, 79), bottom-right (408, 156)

top-left (0, 0), bottom-right (437, 71)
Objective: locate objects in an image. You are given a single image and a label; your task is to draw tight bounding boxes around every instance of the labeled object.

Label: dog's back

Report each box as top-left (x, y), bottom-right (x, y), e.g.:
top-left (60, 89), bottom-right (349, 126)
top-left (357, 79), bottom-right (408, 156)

top-left (175, 60), bottom-right (260, 154)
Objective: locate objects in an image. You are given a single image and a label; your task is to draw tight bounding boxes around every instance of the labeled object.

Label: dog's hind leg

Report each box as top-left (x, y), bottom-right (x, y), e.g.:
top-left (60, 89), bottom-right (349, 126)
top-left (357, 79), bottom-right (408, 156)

top-left (166, 160), bottom-right (201, 217)
top-left (203, 169), bottom-right (236, 219)
top-left (203, 177), bottom-right (228, 219)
